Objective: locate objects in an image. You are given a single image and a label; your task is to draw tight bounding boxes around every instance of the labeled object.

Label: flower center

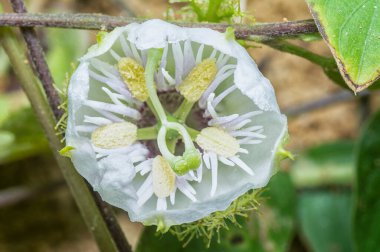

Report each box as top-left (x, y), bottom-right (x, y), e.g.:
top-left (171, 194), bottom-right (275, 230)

top-left (118, 57), bottom-right (149, 102)
top-left (196, 127), bottom-right (240, 158)
top-left (144, 49), bottom-right (202, 175)
top-left (91, 122), bottom-right (137, 149)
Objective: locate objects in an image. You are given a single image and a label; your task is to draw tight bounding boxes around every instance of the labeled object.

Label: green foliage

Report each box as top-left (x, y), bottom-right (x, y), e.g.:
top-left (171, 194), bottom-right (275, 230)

top-left (46, 28), bottom-right (88, 89)
top-left (291, 141), bottom-right (355, 188)
top-left (354, 109), bottom-right (380, 252)
top-left (248, 171), bottom-right (296, 252)
top-left (306, 0), bottom-right (380, 92)
top-left (170, 189), bottom-right (260, 247)
top-left (167, 0), bottom-right (252, 23)
top-left (0, 108), bottom-right (49, 164)
top-left (298, 191), bottom-right (354, 252)
top-left (59, 146), bottom-right (75, 158)
top-left (55, 63), bottom-right (76, 141)
top-left (137, 172), bottom-right (296, 251)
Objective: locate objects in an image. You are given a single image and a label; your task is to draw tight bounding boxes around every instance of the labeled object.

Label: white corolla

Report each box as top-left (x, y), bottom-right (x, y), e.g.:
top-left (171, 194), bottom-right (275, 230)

top-left (65, 19), bottom-right (287, 228)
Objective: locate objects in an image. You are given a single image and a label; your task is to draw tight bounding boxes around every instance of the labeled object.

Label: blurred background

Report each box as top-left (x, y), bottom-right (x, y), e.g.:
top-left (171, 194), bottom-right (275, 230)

top-left (0, 0), bottom-right (379, 251)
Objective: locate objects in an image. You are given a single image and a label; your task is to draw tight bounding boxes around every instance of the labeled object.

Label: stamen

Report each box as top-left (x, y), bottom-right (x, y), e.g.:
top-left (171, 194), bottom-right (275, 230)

top-left (91, 122), bottom-right (137, 149)
top-left (176, 178), bottom-right (196, 202)
top-left (172, 42), bottom-right (184, 85)
top-left (120, 35), bottom-right (133, 57)
top-left (89, 70), bottom-right (137, 105)
top-left (209, 152), bottom-right (218, 196)
top-left (179, 59), bottom-right (217, 102)
top-left (84, 116), bottom-right (112, 126)
top-left (195, 44), bottom-right (205, 64)
top-left (137, 173), bottom-right (153, 196)
top-left (183, 40), bottom-right (195, 75)
top-left (152, 156), bottom-right (176, 198)
top-left (229, 156), bottom-right (255, 175)
top-left (110, 49), bottom-right (121, 61)
top-left (156, 197), bottom-right (167, 211)
top-left (130, 42), bottom-right (143, 64)
top-left (83, 100), bottom-right (141, 120)
top-left (196, 127), bottom-right (240, 158)
top-left (212, 85), bottom-right (237, 108)
top-left (170, 191), bottom-right (176, 205)
top-left (137, 186), bottom-right (153, 206)
top-left (117, 57), bottom-right (149, 102)
top-left (218, 156), bottom-right (235, 166)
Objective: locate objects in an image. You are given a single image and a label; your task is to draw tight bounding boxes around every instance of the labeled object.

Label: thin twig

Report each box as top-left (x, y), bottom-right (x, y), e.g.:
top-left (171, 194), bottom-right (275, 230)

top-left (0, 13), bottom-right (318, 39)
top-left (284, 90), bottom-right (372, 117)
top-left (0, 27), bottom-right (131, 252)
top-left (9, 0), bottom-right (62, 119)
top-left (8, 2), bottom-right (131, 251)
top-left (0, 181), bottom-right (65, 208)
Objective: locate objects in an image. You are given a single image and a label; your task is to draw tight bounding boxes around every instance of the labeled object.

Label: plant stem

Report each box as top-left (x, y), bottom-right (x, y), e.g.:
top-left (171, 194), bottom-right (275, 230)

top-left (0, 27), bottom-right (131, 252)
top-left (137, 126), bottom-right (158, 140)
top-left (205, 0), bottom-right (223, 22)
top-left (0, 13), bottom-right (319, 40)
top-left (247, 39), bottom-right (348, 88)
top-left (9, 0), bottom-right (62, 120)
top-left (173, 100), bottom-right (194, 123)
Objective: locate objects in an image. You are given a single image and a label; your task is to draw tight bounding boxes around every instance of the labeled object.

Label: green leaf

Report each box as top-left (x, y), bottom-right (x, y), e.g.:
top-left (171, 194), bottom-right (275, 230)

top-left (306, 0), bottom-right (380, 92)
top-left (46, 28), bottom-right (88, 88)
top-left (136, 172), bottom-right (296, 252)
top-left (354, 109), bottom-right (380, 252)
top-left (291, 141), bottom-right (355, 188)
top-left (249, 171), bottom-right (296, 252)
top-left (0, 108), bottom-right (49, 164)
top-left (298, 191), bottom-right (354, 252)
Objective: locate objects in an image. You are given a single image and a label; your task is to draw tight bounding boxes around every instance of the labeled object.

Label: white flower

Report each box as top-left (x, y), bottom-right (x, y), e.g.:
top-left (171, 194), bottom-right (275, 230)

top-left (65, 19), bottom-right (287, 228)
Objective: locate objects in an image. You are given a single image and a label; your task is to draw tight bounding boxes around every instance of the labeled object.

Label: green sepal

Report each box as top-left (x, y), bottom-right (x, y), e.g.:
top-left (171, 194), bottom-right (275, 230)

top-left (59, 145), bottom-right (75, 158)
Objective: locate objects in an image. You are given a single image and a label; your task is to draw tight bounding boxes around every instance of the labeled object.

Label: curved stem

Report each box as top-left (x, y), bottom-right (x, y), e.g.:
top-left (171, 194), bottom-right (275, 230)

top-left (145, 49), bottom-right (166, 123)
top-left (173, 100), bottom-right (195, 123)
top-left (157, 126), bottom-right (176, 160)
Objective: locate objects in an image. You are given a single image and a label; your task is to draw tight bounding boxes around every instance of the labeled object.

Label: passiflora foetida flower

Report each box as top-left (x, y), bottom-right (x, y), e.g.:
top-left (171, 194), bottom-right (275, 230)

top-left (65, 19), bottom-right (287, 228)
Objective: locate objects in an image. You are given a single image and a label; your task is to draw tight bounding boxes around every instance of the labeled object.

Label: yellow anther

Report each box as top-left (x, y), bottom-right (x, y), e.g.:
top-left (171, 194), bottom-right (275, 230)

top-left (178, 58), bottom-right (217, 102)
top-left (152, 156), bottom-right (176, 198)
top-left (196, 127), bottom-right (240, 158)
top-left (91, 122), bottom-right (137, 149)
top-left (118, 57), bottom-right (149, 101)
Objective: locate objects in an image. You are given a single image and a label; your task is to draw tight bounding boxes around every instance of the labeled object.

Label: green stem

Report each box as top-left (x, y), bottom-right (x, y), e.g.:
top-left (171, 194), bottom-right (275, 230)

top-left (264, 40), bottom-right (332, 67)
top-left (137, 126), bottom-right (158, 140)
top-left (0, 27), bottom-right (124, 252)
top-left (145, 49), bottom-right (166, 123)
top-left (290, 166), bottom-right (354, 188)
top-left (173, 99), bottom-right (194, 123)
top-left (205, 0), bottom-right (223, 22)
top-left (246, 39), bottom-right (348, 89)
